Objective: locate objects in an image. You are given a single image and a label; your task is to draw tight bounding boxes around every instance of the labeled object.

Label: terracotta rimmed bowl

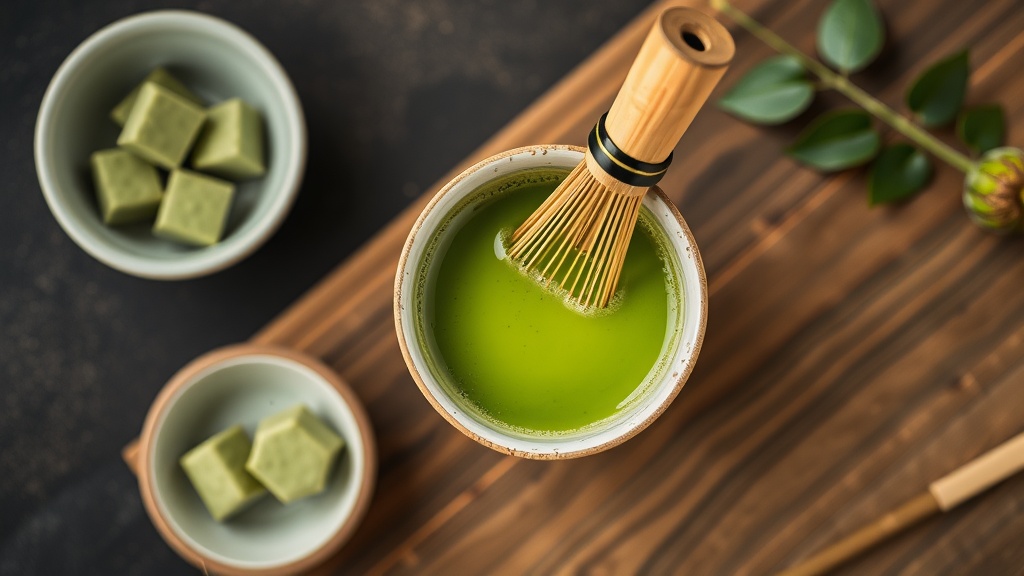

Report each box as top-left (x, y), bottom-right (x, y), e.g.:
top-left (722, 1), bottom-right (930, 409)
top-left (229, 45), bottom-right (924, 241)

top-left (394, 145), bottom-right (708, 460)
top-left (123, 344), bottom-right (375, 575)
top-left (35, 10), bottom-right (306, 279)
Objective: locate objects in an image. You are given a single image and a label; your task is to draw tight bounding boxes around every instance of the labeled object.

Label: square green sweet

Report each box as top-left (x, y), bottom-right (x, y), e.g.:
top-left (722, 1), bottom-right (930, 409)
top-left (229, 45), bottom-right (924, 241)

top-left (180, 425), bottom-right (266, 522)
top-left (191, 98), bottom-right (266, 180)
top-left (117, 82), bottom-right (206, 169)
top-left (89, 148), bottom-right (163, 225)
top-left (153, 169), bottom-right (235, 246)
top-left (110, 67), bottom-right (202, 126)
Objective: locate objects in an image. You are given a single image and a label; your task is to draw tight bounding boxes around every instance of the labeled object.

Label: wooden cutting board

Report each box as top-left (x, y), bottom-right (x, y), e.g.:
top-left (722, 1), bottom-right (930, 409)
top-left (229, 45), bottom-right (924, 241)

top-left (253, 0), bottom-right (1024, 573)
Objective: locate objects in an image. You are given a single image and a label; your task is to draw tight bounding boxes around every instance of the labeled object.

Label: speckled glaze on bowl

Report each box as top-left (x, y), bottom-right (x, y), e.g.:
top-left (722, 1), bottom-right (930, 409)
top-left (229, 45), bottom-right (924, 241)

top-left (394, 145), bottom-right (708, 460)
top-left (35, 10), bottom-right (306, 279)
top-left (123, 344), bottom-right (375, 575)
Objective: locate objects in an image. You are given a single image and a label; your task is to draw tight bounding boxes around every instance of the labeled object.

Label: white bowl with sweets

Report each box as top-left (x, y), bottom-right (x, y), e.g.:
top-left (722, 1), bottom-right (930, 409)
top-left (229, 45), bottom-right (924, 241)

top-left (35, 10), bottom-right (306, 279)
top-left (123, 344), bottom-right (376, 575)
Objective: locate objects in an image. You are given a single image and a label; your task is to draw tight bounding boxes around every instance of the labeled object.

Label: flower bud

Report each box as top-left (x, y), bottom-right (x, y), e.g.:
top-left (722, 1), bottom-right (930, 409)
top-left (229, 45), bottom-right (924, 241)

top-left (963, 147), bottom-right (1024, 233)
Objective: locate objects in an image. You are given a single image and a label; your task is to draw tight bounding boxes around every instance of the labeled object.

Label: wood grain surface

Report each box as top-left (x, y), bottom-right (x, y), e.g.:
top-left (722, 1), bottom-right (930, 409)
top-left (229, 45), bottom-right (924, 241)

top-left (254, 0), bottom-right (1024, 573)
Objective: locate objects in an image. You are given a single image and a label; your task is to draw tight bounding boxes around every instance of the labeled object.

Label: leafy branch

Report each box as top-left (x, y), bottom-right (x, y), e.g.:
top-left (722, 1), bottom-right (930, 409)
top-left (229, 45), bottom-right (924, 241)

top-left (712, 0), bottom-right (1016, 216)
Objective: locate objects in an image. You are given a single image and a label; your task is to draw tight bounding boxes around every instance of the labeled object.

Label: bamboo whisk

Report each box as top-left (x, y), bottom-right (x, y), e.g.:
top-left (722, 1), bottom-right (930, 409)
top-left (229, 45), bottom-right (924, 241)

top-left (508, 7), bottom-right (734, 308)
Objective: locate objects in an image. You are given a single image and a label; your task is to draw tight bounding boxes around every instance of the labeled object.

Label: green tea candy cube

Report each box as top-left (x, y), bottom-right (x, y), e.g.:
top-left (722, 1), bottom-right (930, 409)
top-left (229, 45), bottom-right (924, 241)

top-left (110, 67), bottom-right (202, 126)
top-left (191, 98), bottom-right (266, 180)
top-left (153, 169), bottom-right (234, 246)
top-left (89, 148), bottom-right (163, 225)
top-left (245, 405), bottom-right (345, 504)
top-left (117, 82), bottom-right (206, 169)
top-left (180, 425), bottom-right (266, 521)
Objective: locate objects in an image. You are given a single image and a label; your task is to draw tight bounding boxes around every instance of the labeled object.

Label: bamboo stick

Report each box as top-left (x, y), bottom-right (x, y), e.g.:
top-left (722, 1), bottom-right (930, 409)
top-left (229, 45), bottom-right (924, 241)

top-left (779, 430), bottom-right (1024, 576)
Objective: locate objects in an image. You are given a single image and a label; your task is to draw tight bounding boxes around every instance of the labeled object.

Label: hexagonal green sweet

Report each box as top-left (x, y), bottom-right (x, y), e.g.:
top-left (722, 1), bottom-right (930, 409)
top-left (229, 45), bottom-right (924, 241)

top-left (117, 82), bottom-right (206, 169)
top-left (89, 148), bottom-right (163, 225)
top-left (180, 425), bottom-right (266, 521)
top-left (190, 98), bottom-right (266, 180)
top-left (245, 405), bottom-right (345, 504)
top-left (110, 67), bottom-right (202, 126)
top-left (153, 169), bottom-right (235, 246)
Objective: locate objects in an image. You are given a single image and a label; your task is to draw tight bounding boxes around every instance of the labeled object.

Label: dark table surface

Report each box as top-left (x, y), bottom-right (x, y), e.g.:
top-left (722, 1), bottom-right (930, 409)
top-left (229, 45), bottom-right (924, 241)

top-left (0, 1), bottom-right (653, 573)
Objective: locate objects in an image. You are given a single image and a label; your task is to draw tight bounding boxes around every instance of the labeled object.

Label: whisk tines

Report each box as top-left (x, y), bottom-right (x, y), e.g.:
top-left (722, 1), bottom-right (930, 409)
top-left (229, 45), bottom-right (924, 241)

top-left (508, 163), bottom-right (643, 309)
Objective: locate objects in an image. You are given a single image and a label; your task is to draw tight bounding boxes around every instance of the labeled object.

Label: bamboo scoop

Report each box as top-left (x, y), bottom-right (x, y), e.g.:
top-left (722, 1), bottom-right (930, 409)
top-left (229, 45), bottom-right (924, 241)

top-left (508, 7), bottom-right (734, 308)
top-left (779, 429), bottom-right (1024, 576)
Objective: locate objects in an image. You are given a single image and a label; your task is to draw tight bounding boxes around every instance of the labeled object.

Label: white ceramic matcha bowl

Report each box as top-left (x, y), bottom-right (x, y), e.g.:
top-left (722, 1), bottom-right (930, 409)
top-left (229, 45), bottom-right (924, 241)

top-left (395, 145), bottom-right (708, 459)
top-left (35, 10), bottom-right (306, 279)
top-left (123, 344), bottom-right (375, 575)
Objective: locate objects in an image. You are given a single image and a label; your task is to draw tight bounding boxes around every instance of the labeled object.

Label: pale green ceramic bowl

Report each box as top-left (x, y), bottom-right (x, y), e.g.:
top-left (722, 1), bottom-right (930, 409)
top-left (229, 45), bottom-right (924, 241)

top-left (127, 344), bottom-right (376, 575)
top-left (35, 11), bottom-right (306, 279)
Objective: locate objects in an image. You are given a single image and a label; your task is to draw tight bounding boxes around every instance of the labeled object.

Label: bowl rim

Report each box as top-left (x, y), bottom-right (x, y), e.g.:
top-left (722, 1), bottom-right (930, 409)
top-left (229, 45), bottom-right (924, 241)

top-left (135, 344), bottom-right (376, 575)
top-left (393, 144), bottom-right (708, 460)
top-left (34, 10), bottom-right (307, 280)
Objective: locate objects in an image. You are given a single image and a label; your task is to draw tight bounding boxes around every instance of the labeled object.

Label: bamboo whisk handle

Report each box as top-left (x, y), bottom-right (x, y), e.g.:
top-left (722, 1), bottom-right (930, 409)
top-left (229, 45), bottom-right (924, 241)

top-left (588, 7), bottom-right (734, 196)
top-left (605, 7), bottom-right (734, 166)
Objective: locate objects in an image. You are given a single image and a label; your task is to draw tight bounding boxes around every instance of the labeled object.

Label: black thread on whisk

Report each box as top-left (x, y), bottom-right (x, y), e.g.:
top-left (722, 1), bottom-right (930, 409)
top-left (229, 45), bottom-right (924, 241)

top-left (587, 113), bottom-right (673, 187)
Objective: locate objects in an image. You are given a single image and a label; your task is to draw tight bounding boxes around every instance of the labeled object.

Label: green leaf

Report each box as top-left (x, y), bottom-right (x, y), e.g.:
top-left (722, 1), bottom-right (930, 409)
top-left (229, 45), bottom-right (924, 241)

top-left (817, 0), bottom-right (885, 73)
top-left (906, 50), bottom-right (969, 127)
top-left (957, 104), bottom-right (1005, 154)
top-left (787, 110), bottom-right (881, 171)
top-left (868, 144), bottom-right (933, 205)
top-left (718, 55), bottom-right (815, 125)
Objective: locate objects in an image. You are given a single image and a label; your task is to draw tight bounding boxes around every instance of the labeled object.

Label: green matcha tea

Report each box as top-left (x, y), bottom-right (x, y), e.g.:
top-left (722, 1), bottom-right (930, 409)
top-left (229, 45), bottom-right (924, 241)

top-left (420, 170), bottom-right (681, 433)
